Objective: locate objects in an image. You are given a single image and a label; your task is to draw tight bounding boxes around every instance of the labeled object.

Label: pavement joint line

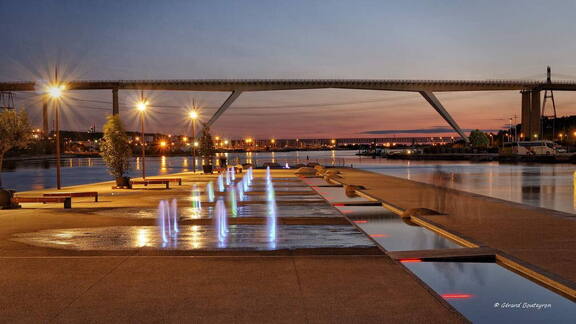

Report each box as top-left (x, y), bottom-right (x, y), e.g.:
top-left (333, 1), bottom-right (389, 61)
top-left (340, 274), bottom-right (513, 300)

top-left (290, 257), bottom-right (310, 324)
top-left (48, 254), bottom-right (132, 323)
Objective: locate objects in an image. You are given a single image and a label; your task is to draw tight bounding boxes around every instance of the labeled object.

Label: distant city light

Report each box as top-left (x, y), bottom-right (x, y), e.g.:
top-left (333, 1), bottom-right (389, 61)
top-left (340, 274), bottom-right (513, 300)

top-left (189, 110), bottom-right (198, 120)
top-left (160, 141), bottom-right (167, 147)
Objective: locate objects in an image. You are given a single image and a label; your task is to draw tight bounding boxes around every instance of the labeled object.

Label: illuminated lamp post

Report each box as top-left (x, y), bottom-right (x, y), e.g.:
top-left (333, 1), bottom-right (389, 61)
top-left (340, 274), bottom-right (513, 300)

top-left (189, 110), bottom-right (198, 173)
top-left (47, 83), bottom-right (66, 189)
top-left (136, 99), bottom-right (148, 179)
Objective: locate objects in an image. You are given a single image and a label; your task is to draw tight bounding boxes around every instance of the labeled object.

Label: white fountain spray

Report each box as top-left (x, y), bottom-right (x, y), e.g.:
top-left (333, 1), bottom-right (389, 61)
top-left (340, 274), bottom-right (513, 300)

top-left (206, 181), bottom-right (215, 202)
top-left (171, 199), bottom-right (179, 233)
top-left (158, 199), bottom-right (179, 245)
top-left (236, 181), bottom-right (244, 201)
top-left (266, 166), bottom-right (271, 183)
top-left (225, 168), bottom-right (231, 186)
top-left (266, 172), bottom-right (277, 249)
top-left (229, 186), bottom-right (238, 217)
top-left (248, 167), bottom-right (254, 182)
top-left (217, 174), bottom-right (225, 192)
top-left (285, 162), bottom-right (290, 169)
top-left (242, 175), bottom-right (249, 192)
top-left (215, 199), bottom-right (228, 246)
top-left (231, 166), bottom-right (236, 180)
top-left (158, 200), bottom-right (168, 243)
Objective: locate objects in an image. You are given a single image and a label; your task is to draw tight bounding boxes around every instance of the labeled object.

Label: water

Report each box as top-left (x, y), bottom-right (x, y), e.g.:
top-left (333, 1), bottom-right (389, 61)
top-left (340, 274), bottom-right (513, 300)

top-left (336, 205), bottom-right (462, 251)
top-left (403, 261), bottom-right (576, 323)
top-left (2, 151), bottom-right (576, 214)
top-left (12, 224), bottom-right (374, 251)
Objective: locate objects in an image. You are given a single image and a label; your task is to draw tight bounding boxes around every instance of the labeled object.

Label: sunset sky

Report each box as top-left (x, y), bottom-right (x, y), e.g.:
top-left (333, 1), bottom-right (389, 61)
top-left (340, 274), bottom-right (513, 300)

top-left (1, 0), bottom-right (576, 139)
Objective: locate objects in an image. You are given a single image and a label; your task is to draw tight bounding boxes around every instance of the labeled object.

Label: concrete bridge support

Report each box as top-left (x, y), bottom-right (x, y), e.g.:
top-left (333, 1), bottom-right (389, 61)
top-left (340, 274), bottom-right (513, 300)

top-left (419, 91), bottom-right (469, 142)
top-left (112, 88), bottom-right (119, 115)
top-left (200, 90), bottom-right (242, 136)
top-left (521, 90), bottom-right (541, 140)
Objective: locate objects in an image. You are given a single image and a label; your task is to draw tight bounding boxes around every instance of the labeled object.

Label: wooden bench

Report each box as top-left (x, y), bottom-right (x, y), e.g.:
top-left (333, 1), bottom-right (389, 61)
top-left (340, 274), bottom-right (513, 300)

top-left (43, 191), bottom-right (99, 202)
top-left (130, 179), bottom-right (171, 189)
top-left (146, 178), bottom-right (182, 185)
top-left (12, 197), bottom-right (72, 209)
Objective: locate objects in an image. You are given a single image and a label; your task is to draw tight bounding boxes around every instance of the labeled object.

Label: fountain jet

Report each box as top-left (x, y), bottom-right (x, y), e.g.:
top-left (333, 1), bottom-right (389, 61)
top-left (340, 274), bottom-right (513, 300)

top-left (225, 168), bottom-right (231, 186)
top-left (217, 174), bottom-right (225, 192)
top-left (206, 181), bottom-right (215, 202)
top-left (215, 199), bottom-right (228, 246)
top-left (229, 186), bottom-right (238, 217)
top-left (236, 181), bottom-right (244, 201)
top-left (158, 199), bottom-right (179, 245)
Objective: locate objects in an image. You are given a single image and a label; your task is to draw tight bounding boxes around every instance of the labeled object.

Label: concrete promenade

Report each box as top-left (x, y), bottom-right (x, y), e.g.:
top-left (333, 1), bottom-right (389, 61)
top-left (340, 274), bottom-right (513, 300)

top-left (331, 168), bottom-right (576, 298)
top-left (0, 170), bottom-right (466, 323)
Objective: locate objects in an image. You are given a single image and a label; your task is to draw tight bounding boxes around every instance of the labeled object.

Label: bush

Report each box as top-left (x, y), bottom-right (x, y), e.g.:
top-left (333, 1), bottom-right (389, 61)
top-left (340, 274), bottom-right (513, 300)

top-left (100, 115), bottom-right (132, 178)
top-left (0, 109), bottom-right (32, 188)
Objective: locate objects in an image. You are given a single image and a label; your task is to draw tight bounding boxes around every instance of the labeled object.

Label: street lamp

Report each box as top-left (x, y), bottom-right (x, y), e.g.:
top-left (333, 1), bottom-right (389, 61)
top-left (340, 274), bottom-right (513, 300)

top-left (189, 109), bottom-right (199, 173)
top-left (47, 83), bottom-right (66, 189)
top-left (136, 99), bottom-right (148, 179)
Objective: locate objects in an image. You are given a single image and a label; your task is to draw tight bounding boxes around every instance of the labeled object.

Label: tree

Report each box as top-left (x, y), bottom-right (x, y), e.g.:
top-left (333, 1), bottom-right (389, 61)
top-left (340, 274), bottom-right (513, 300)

top-left (198, 126), bottom-right (216, 163)
top-left (469, 129), bottom-right (490, 148)
top-left (0, 109), bottom-right (32, 188)
top-left (100, 115), bottom-right (132, 179)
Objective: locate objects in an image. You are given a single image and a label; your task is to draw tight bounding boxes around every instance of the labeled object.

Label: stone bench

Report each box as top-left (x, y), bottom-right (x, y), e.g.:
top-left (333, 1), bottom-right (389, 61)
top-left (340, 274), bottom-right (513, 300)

top-left (130, 179), bottom-right (171, 189)
top-left (146, 178), bottom-right (182, 185)
top-left (43, 191), bottom-right (99, 202)
top-left (12, 196), bottom-right (72, 209)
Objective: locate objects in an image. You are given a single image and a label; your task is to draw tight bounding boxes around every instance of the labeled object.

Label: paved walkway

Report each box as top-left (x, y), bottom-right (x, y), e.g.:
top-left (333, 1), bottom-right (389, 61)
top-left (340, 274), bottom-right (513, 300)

top-left (0, 170), bottom-right (466, 323)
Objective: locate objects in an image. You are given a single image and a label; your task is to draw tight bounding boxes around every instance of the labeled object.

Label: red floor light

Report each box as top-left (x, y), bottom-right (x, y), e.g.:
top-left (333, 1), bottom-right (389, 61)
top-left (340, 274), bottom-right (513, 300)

top-left (333, 203), bottom-right (345, 206)
top-left (370, 234), bottom-right (389, 238)
top-left (353, 220), bottom-right (368, 224)
top-left (340, 210), bottom-right (353, 214)
top-left (441, 294), bottom-right (473, 299)
top-left (399, 258), bottom-right (422, 263)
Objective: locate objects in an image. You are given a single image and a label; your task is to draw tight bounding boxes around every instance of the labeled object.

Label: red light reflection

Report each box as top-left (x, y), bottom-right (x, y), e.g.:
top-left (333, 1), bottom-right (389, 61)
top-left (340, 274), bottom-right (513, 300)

top-left (441, 294), bottom-right (473, 299)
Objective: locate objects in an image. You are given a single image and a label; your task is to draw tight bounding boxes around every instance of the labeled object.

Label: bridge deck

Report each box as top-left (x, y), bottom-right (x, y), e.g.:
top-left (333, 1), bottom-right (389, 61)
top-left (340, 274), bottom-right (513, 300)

top-left (2, 78), bottom-right (576, 92)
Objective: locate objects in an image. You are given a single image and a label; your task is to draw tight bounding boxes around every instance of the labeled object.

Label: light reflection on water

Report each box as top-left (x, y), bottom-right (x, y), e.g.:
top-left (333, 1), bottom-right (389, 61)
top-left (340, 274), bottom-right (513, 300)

top-left (11, 225), bottom-right (374, 251)
top-left (336, 206), bottom-right (462, 251)
top-left (403, 262), bottom-right (576, 323)
top-left (3, 151), bottom-right (576, 214)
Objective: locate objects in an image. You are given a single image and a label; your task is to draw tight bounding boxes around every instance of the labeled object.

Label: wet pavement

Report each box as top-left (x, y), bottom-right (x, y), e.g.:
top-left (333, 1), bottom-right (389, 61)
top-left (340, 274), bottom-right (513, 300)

top-left (13, 225), bottom-right (375, 251)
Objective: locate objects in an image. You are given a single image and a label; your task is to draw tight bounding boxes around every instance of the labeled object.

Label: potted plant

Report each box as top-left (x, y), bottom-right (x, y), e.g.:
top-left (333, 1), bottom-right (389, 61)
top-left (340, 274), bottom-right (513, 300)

top-left (100, 115), bottom-right (132, 188)
top-left (0, 109), bottom-right (32, 208)
top-left (198, 126), bottom-right (216, 174)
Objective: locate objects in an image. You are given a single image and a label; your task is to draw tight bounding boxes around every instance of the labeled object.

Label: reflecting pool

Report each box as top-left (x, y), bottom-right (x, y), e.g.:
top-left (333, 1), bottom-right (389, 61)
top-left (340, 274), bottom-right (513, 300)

top-left (403, 261), bottom-right (576, 323)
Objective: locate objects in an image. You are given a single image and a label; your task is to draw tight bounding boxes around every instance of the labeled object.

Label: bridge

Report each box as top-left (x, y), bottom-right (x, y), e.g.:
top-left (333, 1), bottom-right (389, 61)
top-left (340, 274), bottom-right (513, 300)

top-left (3, 78), bottom-right (576, 141)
